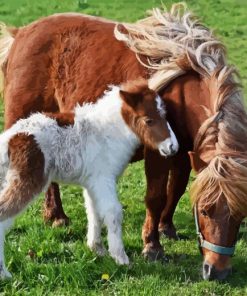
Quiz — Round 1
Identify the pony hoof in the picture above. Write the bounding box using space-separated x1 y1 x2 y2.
142 244 168 263
52 217 70 228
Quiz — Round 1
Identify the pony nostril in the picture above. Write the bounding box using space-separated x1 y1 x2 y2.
168 143 175 154
203 262 214 280
158 140 177 157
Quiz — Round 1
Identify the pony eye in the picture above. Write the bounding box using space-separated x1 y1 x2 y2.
145 118 154 126
200 209 208 217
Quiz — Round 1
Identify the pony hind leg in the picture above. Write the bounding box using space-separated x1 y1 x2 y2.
0 134 46 278
43 183 70 227
0 133 46 220
84 189 106 256
0 218 14 279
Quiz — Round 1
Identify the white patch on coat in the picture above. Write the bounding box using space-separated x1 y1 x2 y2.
155 95 166 118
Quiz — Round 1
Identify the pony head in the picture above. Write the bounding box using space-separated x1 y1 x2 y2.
120 79 178 157
188 67 247 281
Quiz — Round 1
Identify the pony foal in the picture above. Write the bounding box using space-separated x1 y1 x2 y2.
0 80 178 278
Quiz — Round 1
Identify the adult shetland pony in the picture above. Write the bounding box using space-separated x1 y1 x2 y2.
1 3 247 280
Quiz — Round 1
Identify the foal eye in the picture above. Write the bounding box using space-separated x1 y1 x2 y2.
144 118 154 126
200 209 208 217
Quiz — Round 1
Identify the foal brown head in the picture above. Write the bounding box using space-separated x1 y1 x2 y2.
120 79 179 157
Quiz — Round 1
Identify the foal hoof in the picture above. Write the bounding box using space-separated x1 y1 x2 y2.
52 217 70 228
111 251 129 265
142 244 168 263
88 242 107 257
0 269 12 280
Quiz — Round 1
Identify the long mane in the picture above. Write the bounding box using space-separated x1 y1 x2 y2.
115 3 247 219
114 2 225 90
191 67 247 219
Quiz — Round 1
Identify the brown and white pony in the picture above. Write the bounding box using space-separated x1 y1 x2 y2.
1 3 247 280
0 80 177 278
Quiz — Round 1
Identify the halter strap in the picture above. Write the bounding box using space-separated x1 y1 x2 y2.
194 206 235 256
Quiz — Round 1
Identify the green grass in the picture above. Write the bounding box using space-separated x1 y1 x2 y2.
0 0 247 295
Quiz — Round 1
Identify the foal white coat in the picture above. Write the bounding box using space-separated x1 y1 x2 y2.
0 85 178 278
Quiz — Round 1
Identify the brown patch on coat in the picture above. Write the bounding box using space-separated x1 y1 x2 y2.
0 134 46 220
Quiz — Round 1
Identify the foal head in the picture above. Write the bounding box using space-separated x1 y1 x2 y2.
120 79 178 157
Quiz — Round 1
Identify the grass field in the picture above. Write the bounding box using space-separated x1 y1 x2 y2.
0 0 247 295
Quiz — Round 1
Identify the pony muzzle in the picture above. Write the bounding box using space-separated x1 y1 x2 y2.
158 123 179 157
158 137 178 157
203 260 232 281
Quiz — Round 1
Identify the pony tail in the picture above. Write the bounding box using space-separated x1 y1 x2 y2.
0 23 16 95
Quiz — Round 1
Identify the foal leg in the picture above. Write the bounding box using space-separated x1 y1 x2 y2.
43 183 70 227
0 219 13 279
86 179 129 265
159 152 191 239
84 189 106 256
142 148 171 261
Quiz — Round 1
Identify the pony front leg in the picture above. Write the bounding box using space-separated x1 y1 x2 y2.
159 151 191 240
142 148 171 261
86 180 129 265
0 219 13 279
84 189 106 256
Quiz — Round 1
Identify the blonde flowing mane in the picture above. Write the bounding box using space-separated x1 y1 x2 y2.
115 2 247 219
114 2 225 90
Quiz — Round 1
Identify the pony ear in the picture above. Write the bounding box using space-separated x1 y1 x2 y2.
119 90 142 109
188 151 207 174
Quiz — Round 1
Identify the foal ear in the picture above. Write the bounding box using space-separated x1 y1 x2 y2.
119 90 142 109
188 151 207 174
